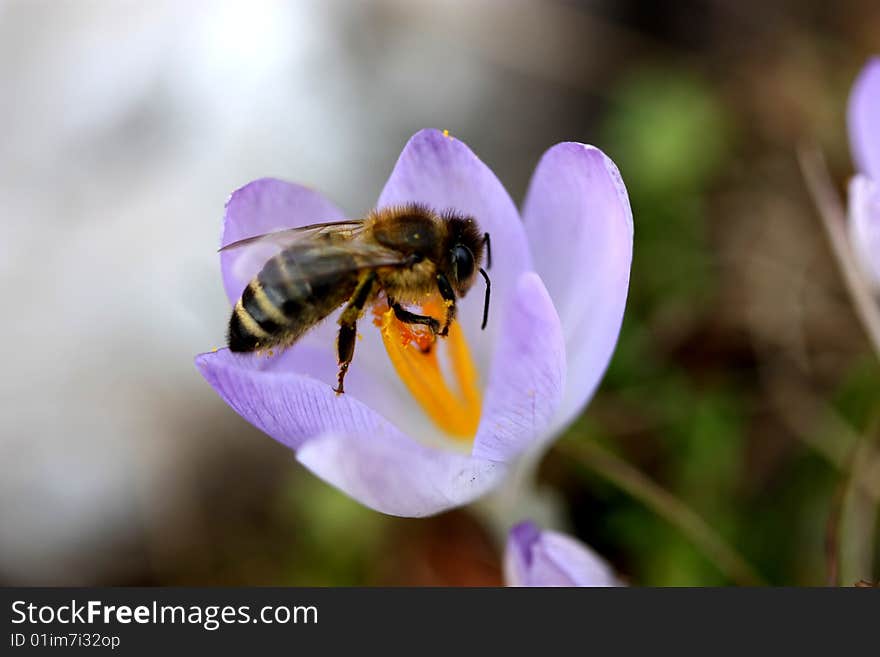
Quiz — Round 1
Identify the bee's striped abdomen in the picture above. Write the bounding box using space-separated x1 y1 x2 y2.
227 247 360 353
258 253 311 316
228 281 279 352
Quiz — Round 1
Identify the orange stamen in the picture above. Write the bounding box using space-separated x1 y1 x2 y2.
373 298 481 440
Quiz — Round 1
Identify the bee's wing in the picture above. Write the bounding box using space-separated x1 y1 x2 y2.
219 219 366 253
254 238 415 288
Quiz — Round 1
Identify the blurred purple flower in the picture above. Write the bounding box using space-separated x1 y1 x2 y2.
195 129 632 517
848 57 880 285
505 520 621 587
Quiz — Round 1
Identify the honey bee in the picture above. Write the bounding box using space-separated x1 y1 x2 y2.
221 204 491 394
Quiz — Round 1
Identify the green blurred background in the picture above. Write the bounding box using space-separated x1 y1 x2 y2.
1 0 878 586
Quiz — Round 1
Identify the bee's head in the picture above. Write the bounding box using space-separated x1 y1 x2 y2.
442 213 485 294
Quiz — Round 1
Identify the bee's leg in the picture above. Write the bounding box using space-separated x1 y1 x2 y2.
333 271 376 395
436 272 457 337
388 299 441 334
387 298 441 353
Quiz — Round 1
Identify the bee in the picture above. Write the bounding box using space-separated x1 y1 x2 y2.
220 204 492 394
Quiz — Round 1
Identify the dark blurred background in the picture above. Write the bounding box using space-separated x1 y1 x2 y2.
1 0 878 586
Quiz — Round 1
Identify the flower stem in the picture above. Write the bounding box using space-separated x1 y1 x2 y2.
797 143 880 358
835 414 880 586
559 439 766 586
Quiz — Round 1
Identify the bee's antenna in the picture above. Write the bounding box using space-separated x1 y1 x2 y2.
479 267 491 330
482 232 492 269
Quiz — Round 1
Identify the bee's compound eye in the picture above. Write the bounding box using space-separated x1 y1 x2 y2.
451 245 475 284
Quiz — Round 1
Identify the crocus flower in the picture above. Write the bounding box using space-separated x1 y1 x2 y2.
505 520 621 587
848 57 880 285
196 129 632 517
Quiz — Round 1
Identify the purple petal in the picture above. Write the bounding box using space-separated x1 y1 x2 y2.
848 174 880 287
195 347 393 452
522 143 633 434
297 432 507 518
220 178 346 305
849 57 880 180
472 272 566 461
505 521 620 587
377 129 532 374
195 348 507 517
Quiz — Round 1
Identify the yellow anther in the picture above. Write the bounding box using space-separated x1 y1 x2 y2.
442 129 451 139
375 298 481 440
